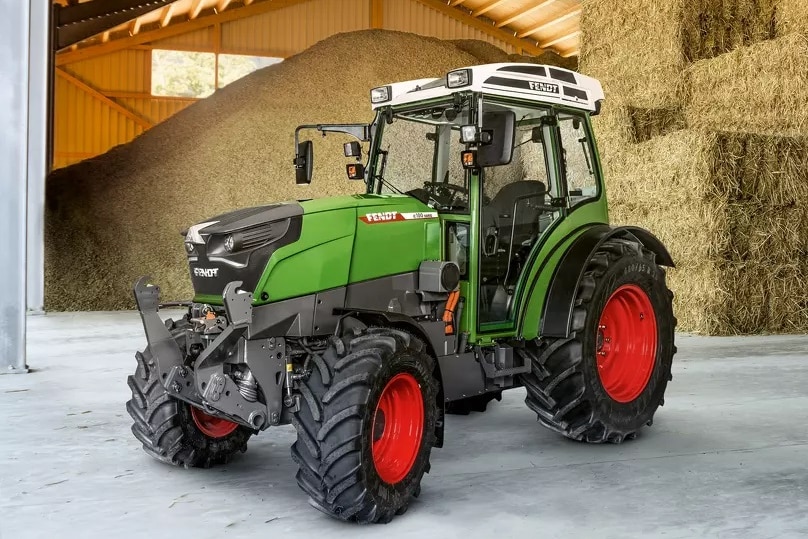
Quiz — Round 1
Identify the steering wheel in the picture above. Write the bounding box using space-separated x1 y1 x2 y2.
422 182 469 208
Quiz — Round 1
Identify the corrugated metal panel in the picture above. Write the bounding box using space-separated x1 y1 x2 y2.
222 0 370 57
122 97 197 125
53 76 143 168
383 0 515 54
151 27 214 50
67 49 150 93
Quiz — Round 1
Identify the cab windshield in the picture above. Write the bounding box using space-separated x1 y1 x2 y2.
373 99 473 211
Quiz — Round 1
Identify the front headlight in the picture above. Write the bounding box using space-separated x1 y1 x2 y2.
224 234 235 253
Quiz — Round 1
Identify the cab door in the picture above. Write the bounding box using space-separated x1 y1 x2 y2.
476 115 564 331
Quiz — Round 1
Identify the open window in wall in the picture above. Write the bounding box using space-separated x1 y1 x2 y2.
151 50 216 98
217 54 282 88
151 50 283 98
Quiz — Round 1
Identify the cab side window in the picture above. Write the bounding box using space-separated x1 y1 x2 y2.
557 114 599 207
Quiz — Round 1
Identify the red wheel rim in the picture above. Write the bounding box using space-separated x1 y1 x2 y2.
191 406 239 439
372 373 425 484
596 284 658 403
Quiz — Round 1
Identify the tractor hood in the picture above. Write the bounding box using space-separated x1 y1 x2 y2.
187 194 442 304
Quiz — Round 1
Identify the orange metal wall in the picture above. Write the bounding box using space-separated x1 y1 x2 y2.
54 0 517 169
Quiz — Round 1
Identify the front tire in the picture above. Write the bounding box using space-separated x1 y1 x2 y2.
519 238 676 443
291 328 439 523
126 324 252 468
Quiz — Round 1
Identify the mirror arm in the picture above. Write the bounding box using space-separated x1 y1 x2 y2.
296 123 371 143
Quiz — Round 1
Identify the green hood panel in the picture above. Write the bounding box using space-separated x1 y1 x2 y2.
251 194 441 304
299 194 426 214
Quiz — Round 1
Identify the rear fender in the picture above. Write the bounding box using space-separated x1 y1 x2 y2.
540 226 674 339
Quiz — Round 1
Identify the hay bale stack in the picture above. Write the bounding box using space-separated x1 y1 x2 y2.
684 33 808 135
580 0 778 108
46 31 573 311
581 0 808 334
777 0 808 35
605 129 808 334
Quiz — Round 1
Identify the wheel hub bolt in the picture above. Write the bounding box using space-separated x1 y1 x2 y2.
171 381 182 393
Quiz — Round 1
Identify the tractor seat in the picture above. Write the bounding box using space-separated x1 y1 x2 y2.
483 180 547 248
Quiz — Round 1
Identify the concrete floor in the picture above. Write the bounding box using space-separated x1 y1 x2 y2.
1 312 807 539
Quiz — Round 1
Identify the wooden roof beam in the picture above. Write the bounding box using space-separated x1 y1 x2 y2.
539 29 580 49
58 0 308 66
449 0 466 6
517 5 581 38
160 3 175 27
412 0 544 56
189 0 206 19
495 0 558 28
129 17 142 35
216 0 233 12
471 0 508 17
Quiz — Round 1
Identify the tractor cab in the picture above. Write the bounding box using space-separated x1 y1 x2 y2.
295 63 607 336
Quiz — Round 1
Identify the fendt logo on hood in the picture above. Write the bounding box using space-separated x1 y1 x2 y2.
194 268 219 278
359 211 438 224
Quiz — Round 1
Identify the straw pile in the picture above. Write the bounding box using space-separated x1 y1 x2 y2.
582 0 808 334
46 30 570 311
451 39 578 71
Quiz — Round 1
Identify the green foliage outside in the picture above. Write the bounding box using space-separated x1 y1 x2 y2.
151 50 282 98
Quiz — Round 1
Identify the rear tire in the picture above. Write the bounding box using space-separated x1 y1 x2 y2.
291 328 439 523
126 322 252 468
519 238 676 443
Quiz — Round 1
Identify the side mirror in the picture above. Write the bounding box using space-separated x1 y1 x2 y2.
294 140 313 185
477 110 516 167
343 141 362 158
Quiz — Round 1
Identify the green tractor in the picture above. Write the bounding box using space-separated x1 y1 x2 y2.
127 63 676 523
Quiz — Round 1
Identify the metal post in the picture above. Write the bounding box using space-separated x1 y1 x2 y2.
26 0 52 315
0 0 46 374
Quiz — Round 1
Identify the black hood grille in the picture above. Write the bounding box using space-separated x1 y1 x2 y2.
240 223 279 251
187 202 304 297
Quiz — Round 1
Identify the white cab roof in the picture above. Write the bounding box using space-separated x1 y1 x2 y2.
372 63 605 114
